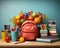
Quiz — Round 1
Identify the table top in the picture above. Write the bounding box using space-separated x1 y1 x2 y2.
0 39 60 47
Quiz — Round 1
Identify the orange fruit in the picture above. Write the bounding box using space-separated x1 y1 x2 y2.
34 17 41 24
29 16 33 20
16 19 20 24
20 13 24 18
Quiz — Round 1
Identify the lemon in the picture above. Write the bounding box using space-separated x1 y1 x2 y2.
20 37 25 42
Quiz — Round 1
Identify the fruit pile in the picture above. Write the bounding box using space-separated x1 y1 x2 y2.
10 11 48 28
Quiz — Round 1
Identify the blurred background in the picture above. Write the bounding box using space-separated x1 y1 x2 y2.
0 0 60 38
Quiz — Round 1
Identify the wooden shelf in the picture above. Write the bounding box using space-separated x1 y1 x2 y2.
0 39 60 48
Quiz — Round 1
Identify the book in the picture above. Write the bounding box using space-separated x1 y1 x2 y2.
41 36 48 38
41 33 48 36
48 21 56 24
50 33 58 36
49 24 56 27
49 31 57 33
40 30 48 33
49 28 56 31
36 38 59 43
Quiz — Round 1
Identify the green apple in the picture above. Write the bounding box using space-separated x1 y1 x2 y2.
32 12 37 17
20 19 24 23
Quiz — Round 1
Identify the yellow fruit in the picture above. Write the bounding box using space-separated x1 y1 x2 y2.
15 15 20 20
20 37 25 42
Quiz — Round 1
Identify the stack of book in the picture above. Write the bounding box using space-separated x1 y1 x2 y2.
36 21 59 43
40 24 48 38
36 37 59 43
48 21 58 38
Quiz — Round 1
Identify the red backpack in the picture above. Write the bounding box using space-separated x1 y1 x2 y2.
21 20 39 40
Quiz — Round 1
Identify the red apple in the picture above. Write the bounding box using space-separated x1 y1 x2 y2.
12 27 16 31
5 36 10 43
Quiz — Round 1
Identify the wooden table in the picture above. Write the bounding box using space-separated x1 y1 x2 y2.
0 40 60 48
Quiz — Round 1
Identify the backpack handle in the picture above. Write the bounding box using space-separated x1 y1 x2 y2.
21 20 36 28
